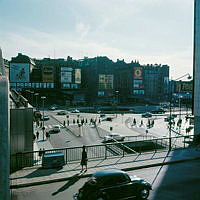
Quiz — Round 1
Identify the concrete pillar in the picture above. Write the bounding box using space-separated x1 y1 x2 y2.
0 48 10 200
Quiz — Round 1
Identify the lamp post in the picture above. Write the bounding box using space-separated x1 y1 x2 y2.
41 96 46 141
34 93 39 110
168 73 191 151
178 95 183 134
30 91 34 105
115 90 119 117
186 92 190 116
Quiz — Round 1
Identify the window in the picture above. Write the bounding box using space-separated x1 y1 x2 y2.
133 90 144 95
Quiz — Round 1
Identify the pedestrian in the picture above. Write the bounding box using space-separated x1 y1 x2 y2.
45 131 50 140
36 131 39 140
63 120 66 126
80 145 88 172
73 119 75 124
67 120 69 126
39 148 43 158
33 134 36 141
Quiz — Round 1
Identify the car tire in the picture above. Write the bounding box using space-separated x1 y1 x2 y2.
137 188 149 200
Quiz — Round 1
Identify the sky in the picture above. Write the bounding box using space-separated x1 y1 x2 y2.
0 0 194 79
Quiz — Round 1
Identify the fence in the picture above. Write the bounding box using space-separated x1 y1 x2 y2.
10 135 195 172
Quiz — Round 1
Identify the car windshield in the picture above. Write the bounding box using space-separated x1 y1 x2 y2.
109 133 119 137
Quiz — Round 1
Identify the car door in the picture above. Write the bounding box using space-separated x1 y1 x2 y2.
113 173 137 199
100 175 124 200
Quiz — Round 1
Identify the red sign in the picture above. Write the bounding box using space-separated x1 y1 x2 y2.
133 67 143 79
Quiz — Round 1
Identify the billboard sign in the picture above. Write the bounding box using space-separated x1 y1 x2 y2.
10 63 30 82
42 66 54 82
61 67 72 83
133 67 143 79
75 68 81 84
61 72 72 83
99 74 113 89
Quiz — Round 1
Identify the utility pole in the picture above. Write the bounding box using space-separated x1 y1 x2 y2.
41 96 46 141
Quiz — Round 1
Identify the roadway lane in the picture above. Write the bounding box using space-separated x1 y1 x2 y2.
36 110 191 149
39 110 103 148
11 159 200 200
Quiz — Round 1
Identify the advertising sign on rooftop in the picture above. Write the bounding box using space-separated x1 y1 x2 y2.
75 68 81 84
99 74 113 89
10 63 30 82
133 67 143 79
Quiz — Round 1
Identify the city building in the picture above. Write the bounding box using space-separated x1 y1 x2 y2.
79 56 115 105
115 62 169 105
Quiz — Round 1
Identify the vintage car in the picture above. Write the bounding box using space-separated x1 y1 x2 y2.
103 133 125 142
74 168 152 200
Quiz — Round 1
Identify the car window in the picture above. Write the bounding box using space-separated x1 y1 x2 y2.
101 174 129 187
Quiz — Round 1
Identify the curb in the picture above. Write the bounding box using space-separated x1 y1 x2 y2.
10 156 200 189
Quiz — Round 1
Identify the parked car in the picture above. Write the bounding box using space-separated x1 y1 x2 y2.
52 125 60 132
49 106 57 110
71 109 80 113
151 108 165 114
141 112 152 118
100 114 106 118
73 168 152 200
57 110 66 115
41 115 49 120
103 133 125 142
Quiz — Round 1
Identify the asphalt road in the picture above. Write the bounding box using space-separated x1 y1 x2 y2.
37 110 191 149
11 159 200 200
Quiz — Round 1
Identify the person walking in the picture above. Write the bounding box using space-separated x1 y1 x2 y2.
36 131 39 140
80 145 88 172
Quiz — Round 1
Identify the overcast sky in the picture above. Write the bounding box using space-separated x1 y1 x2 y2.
0 0 194 79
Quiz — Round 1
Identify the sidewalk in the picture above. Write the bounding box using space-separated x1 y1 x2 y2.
10 147 200 189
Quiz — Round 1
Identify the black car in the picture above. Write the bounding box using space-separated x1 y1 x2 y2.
73 168 152 200
151 108 165 114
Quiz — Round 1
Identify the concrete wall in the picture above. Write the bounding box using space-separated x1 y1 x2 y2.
10 107 33 172
0 48 10 200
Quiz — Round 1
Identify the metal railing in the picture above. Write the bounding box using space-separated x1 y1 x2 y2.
10 135 195 171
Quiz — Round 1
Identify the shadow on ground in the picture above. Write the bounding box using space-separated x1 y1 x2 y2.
52 172 84 196
24 167 62 178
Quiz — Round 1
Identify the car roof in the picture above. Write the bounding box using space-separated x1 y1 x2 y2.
109 133 120 136
92 168 127 179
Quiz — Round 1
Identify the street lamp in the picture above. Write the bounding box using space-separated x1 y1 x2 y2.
34 93 39 110
41 96 46 141
31 91 34 105
178 95 183 134
168 73 192 151
186 92 190 116
115 90 119 117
